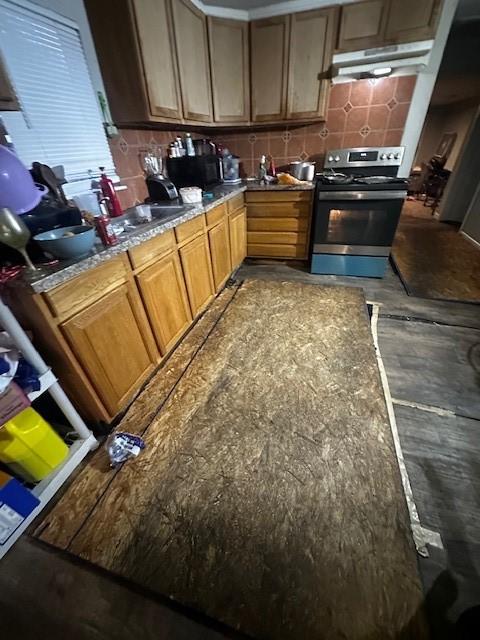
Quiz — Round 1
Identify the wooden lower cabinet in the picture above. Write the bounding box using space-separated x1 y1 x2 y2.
12 195 246 425
208 217 232 291
136 251 192 355
61 282 158 417
246 191 313 259
179 234 215 316
229 207 247 270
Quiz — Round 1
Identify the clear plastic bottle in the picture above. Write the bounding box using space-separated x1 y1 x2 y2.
185 133 195 156
258 154 267 183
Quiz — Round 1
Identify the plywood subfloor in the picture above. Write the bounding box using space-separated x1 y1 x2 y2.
392 200 480 303
35 279 427 640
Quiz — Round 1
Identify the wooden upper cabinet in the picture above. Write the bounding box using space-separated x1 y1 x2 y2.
172 0 213 123
85 0 181 124
384 0 442 43
337 0 387 52
61 282 158 416
250 16 289 122
207 17 250 123
132 0 182 120
0 53 18 111
287 8 337 120
337 0 442 51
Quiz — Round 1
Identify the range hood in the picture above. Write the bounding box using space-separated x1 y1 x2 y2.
331 39 434 83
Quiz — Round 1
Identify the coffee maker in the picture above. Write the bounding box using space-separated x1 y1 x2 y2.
146 174 178 201
143 153 178 202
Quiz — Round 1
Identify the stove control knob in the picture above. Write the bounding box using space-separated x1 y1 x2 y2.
380 153 387 160
394 152 401 159
328 155 334 162
334 155 340 162
387 153 395 159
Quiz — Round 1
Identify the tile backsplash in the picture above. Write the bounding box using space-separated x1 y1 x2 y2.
109 76 415 209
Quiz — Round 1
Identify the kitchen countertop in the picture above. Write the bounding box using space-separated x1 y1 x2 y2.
21 181 314 293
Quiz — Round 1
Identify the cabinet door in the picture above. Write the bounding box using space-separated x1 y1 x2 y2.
385 0 441 43
250 16 289 122
337 0 388 52
287 8 337 120
137 251 192 355
132 0 182 120
229 207 247 270
172 0 213 122
208 218 232 291
0 53 18 111
179 235 215 317
61 283 158 416
208 17 249 123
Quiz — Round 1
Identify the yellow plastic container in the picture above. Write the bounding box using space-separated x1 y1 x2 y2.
0 408 68 482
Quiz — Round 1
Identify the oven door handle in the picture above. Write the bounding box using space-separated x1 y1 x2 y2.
317 190 407 201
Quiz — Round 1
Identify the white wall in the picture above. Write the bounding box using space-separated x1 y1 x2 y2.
415 101 477 169
399 0 459 177
438 106 480 222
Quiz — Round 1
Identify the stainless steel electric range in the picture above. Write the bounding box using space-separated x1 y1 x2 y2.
311 146 408 278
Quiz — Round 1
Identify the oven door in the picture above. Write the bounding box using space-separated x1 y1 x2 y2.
313 190 406 256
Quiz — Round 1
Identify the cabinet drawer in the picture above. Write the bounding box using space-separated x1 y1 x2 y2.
247 202 312 218
227 192 245 213
129 230 174 270
247 243 308 259
247 231 307 245
44 256 128 319
247 217 309 232
175 214 206 245
246 190 312 203
206 203 227 228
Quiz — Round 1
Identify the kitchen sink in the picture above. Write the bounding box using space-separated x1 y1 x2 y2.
150 205 193 218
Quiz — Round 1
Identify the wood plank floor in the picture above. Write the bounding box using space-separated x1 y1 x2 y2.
33 279 427 640
392 200 480 303
2 257 480 639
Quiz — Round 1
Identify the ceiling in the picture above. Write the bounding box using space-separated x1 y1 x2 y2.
455 0 480 22
431 7 480 106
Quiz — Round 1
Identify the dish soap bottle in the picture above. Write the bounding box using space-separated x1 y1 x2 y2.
99 167 123 217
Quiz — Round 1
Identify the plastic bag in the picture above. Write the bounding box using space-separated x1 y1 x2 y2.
106 432 145 467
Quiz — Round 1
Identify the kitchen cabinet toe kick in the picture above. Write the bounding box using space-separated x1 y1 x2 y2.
8 197 247 425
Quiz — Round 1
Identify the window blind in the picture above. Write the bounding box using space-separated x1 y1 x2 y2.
0 0 116 189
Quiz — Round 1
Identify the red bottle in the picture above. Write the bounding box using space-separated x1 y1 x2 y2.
268 156 276 177
99 166 122 217
95 199 118 247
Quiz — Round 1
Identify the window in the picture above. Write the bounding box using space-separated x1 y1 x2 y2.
0 0 117 195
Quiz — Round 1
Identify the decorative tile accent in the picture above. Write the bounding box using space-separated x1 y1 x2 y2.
387 97 398 111
118 137 129 155
108 76 415 211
